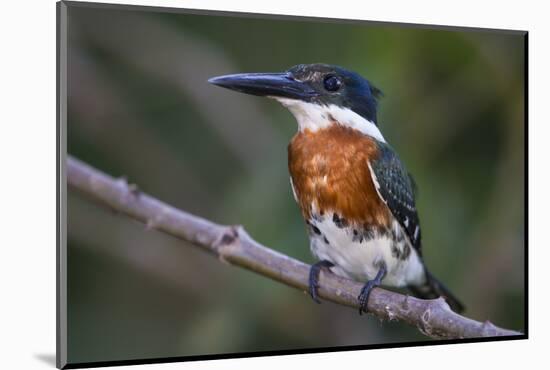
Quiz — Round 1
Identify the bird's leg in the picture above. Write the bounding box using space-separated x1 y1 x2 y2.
308 260 334 303
358 263 387 315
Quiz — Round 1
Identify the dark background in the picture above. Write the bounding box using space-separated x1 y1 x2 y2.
66 3 525 364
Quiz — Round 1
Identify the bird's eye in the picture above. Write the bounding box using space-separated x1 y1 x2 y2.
323 75 342 92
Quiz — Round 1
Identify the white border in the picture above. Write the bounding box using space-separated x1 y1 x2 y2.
2 0 545 369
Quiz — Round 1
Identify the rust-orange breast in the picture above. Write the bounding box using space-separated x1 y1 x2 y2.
288 125 391 228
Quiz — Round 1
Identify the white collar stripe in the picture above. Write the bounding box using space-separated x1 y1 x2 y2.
273 98 386 143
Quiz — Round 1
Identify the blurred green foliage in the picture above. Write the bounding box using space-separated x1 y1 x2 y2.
66 4 525 364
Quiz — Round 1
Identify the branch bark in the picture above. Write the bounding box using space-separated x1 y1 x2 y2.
66 155 522 339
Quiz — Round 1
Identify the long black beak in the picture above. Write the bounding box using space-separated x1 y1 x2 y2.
208 72 319 100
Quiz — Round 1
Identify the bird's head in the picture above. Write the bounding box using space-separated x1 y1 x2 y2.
209 63 385 141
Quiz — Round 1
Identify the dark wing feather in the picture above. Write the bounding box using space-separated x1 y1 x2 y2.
370 143 422 255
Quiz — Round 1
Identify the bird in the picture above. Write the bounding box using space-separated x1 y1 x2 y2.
208 63 464 314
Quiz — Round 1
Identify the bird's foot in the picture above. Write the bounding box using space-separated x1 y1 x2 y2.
358 264 387 315
308 260 334 303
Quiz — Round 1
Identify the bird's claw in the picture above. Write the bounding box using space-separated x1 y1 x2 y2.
358 281 376 315
309 280 321 304
357 264 387 315
308 260 334 304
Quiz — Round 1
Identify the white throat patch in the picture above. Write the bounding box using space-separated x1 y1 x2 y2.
273 98 386 143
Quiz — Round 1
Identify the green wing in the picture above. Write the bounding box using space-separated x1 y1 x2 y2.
370 143 422 255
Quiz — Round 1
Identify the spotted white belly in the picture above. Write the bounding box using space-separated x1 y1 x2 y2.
308 210 425 287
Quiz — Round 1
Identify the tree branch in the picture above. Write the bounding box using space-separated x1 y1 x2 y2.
66 155 522 339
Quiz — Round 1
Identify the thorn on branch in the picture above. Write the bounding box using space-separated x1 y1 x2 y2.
219 227 239 246
480 320 497 335
435 296 451 310
119 175 141 197
215 225 243 264
119 175 129 186
128 183 140 197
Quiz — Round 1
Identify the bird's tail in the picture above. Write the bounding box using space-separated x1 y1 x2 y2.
408 269 465 314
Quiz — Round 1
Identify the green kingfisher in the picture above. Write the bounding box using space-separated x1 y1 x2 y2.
209 63 464 314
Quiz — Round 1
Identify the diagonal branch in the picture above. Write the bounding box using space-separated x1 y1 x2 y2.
66 155 522 339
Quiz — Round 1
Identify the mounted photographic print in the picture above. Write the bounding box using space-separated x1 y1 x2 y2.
57 1 527 368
